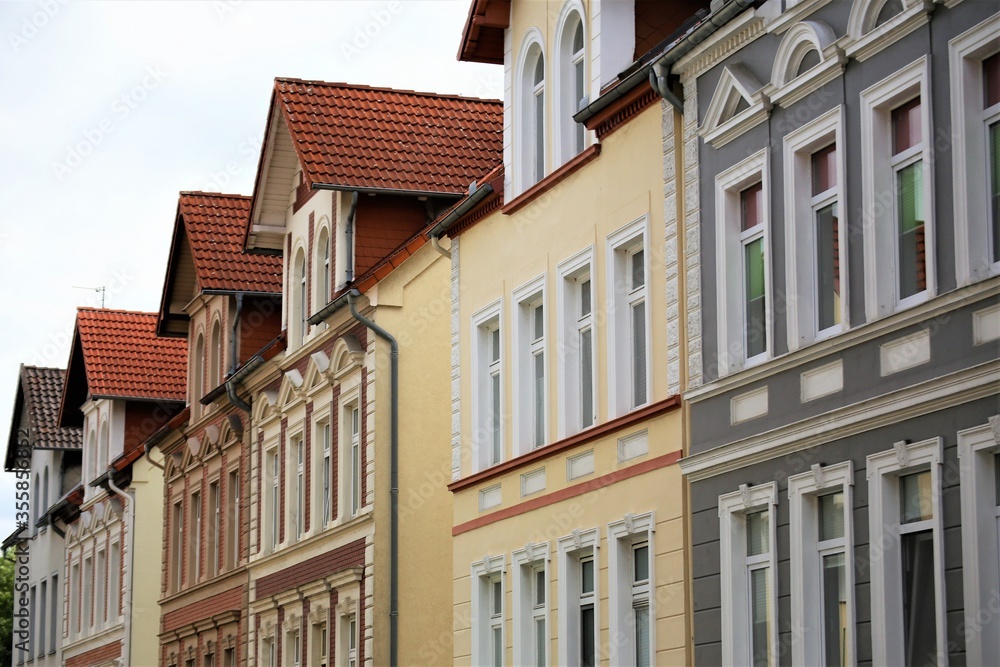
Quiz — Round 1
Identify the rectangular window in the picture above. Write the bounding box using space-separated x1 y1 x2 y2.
38 579 46 659
532 566 546 666
28 586 35 656
719 483 777 667
313 621 329 667
209 480 220 577
296 436 305 538
172 501 183 591
83 557 92 631
513 547 548 667
269 450 280 551
109 542 120 620
223 648 235 667
190 490 202 581
265 639 276 667
811 145 841 333
289 630 301 667
226 469 239 569
205 654 214 667
818 492 848 666
322 421 331 525
741 183 767 360
892 99 926 301
580 556 596 667
558 253 596 436
70 562 79 637
514 281 546 455
632 543 652 666
350 405 361 516
868 438 944 666
609 221 649 415
985 52 1000 263
490 577 504 666
50 573 58 652
348 614 358 667
473 305 504 471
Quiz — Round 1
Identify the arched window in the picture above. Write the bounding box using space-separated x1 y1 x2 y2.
209 319 222 390
42 467 48 514
558 9 587 163
318 227 331 307
193 333 205 407
519 37 547 192
34 473 40 525
294 249 307 346
87 429 96 485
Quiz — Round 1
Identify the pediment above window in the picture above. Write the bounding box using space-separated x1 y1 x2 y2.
764 21 845 108
699 64 771 149
845 0 933 62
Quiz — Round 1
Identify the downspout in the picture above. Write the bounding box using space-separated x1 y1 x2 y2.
346 289 400 667
106 474 135 667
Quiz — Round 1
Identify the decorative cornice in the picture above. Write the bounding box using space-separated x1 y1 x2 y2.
675 11 767 83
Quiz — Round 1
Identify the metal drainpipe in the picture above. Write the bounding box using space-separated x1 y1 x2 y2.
106 474 135 667
346 289 400 667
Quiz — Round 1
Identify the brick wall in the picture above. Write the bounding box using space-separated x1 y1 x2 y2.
66 638 121 667
161 586 242 633
254 538 365 599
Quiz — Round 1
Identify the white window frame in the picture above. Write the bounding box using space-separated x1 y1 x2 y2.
293 434 304 539
471 554 506 667
209 479 220 577
287 627 301 667
957 418 1000 667
513 276 547 456
171 501 183 592
607 217 651 417
472 301 504 471
867 437 946 666
312 617 329 667
512 543 550 667
557 527 600 666
318 418 332 527
949 17 1000 285
608 512 655 666
845 0 931 62
557 248 597 438
788 461 856 667
784 107 848 350
268 447 280 552
860 57 935 321
343 400 361 518
345 613 358 667
95 548 106 630
317 224 332 309
191 490 202 582
516 32 547 195
715 150 771 375
226 467 239 570
719 482 778 667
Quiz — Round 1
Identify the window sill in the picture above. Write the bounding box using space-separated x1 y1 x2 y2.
502 144 601 216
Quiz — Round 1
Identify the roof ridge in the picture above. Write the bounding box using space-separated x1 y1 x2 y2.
273 77 503 104
179 191 252 199
77 307 159 316
21 365 64 372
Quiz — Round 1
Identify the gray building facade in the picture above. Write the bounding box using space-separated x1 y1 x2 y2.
656 0 1000 665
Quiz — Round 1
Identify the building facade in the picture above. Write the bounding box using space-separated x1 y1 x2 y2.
447 1 707 665
230 78 503 667
662 0 1000 665
3 365 81 667
154 192 283 667
57 308 186 667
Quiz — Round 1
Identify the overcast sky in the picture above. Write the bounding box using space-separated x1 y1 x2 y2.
0 0 501 540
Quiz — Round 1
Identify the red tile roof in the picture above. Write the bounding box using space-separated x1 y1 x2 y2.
272 78 503 195
178 192 283 293
72 308 187 402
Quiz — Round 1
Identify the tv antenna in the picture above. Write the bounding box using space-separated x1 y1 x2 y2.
73 285 107 308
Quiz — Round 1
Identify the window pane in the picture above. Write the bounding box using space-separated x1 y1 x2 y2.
535 617 546 665
819 491 845 542
986 53 1000 108
876 0 904 27
535 568 545 606
631 249 645 289
796 48 821 78
581 605 596 667
491 328 500 363
989 121 1000 264
816 203 841 330
534 352 545 448
534 57 544 85
492 579 502 615
746 510 769 556
580 328 594 429
493 627 503 667
635 602 651 667
901 471 933 523
580 279 591 317
741 182 763 231
573 22 583 53
492 373 501 463
535 90 545 182
994 453 1000 507
750 567 771 667
822 552 848 667
897 160 926 299
744 237 767 357
581 558 594 594
631 301 647 407
812 144 837 195
893 98 922 154
902 530 937 666
633 544 649 583
533 305 544 341
575 59 586 151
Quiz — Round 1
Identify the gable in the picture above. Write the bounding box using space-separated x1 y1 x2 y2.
699 64 770 148
249 105 300 251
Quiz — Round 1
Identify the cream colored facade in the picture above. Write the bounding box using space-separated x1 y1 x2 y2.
448 0 690 665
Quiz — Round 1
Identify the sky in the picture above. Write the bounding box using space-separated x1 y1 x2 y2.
0 0 502 540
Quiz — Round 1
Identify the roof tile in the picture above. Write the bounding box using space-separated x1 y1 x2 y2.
21 366 81 450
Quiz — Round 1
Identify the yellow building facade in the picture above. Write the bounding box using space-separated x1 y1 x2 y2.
446 1 695 664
